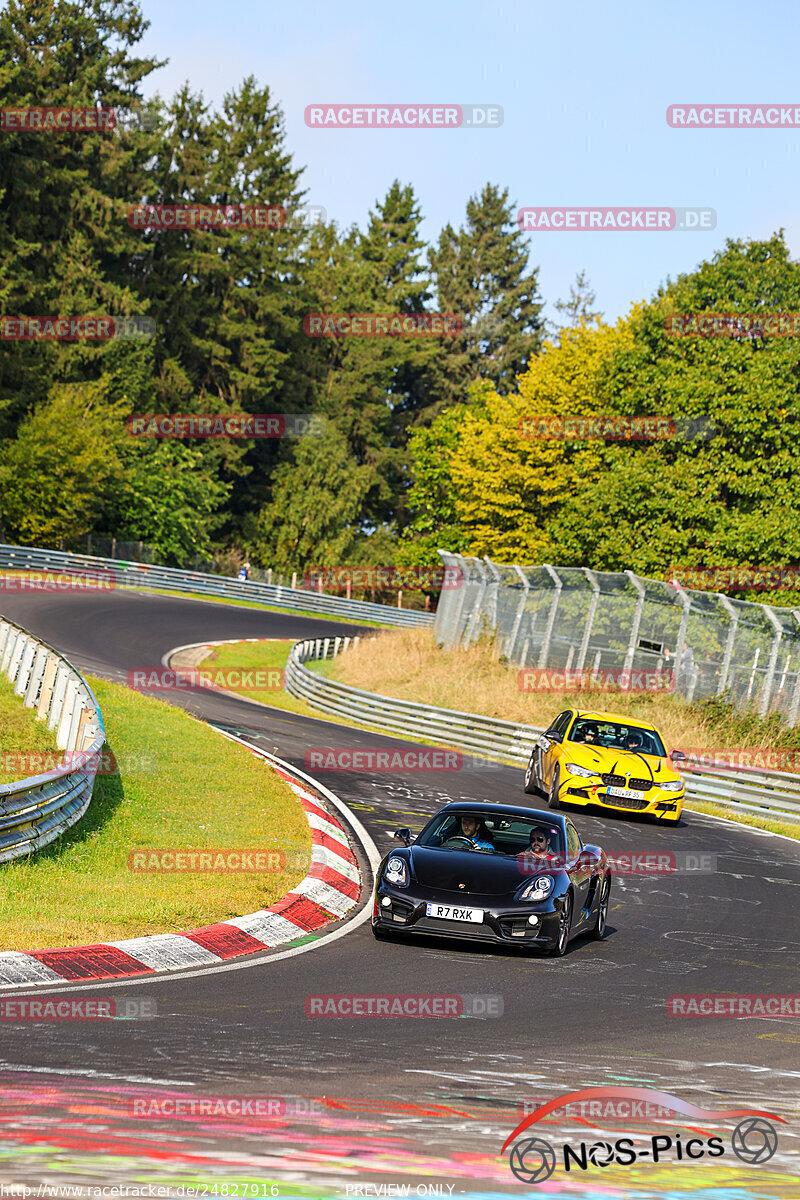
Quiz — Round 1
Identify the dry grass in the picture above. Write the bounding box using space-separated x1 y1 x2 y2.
327 627 800 760
326 628 725 752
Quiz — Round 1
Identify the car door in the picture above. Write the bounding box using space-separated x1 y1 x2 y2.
566 819 592 916
537 710 573 792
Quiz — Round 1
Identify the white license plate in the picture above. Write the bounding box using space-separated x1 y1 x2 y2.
607 786 645 800
426 903 484 923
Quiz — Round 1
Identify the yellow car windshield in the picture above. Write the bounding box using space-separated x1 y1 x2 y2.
569 719 666 757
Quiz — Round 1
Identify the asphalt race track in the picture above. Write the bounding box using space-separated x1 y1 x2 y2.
0 589 798 1197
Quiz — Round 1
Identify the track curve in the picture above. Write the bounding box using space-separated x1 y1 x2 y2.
0 589 797 1193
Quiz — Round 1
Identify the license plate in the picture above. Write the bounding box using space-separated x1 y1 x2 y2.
426 903 484 923
607 786 645 800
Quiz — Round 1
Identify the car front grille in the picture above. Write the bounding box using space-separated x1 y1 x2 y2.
604 794 649 810
601 773 626 787
628 778 653 791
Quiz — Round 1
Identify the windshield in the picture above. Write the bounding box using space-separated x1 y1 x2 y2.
415 812 565 858
568 717 666 757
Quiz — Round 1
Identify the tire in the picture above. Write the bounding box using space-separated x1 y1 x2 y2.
592 875 610 940
549 892 572 957
547 766 560 810
524 754 539 795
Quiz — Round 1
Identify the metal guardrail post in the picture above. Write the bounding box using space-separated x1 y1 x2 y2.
483 557 502 644
506 565 530 662
576 568 600 672
464 558 489 647
759 605 784 717
670 579 692 693
788 610 800 727
538 565 562 668
716 594 739 695
623 571 646 673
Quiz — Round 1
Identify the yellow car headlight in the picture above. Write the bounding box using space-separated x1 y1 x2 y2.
658 780 683 792
566 762 598 778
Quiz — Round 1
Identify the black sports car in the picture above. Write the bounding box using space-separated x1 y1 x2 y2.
371 801 611 956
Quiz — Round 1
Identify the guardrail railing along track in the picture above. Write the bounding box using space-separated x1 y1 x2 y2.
0 617 105 863
285 637 800 825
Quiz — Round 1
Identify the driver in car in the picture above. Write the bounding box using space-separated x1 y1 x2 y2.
453 814 495 852
625 729 644 752
577 722 600 746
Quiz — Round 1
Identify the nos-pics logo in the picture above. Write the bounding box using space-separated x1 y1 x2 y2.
502 1087 783 1184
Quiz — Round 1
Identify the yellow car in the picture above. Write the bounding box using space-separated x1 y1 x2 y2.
524 709 685 822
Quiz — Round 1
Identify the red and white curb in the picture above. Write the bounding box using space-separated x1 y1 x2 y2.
0 753 364 990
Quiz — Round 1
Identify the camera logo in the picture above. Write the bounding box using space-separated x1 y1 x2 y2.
508 1137 556 1184
731 1117 778 1165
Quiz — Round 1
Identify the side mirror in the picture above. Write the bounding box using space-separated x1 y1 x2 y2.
547 731 564 744
671 750 687 761
393 827 411 846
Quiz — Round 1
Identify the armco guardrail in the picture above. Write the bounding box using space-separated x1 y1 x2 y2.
285 637 800 824
0 544 434 628
0 617 105 862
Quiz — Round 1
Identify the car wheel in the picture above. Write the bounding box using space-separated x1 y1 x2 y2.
549 892 572 957
547 766 560 810
592 875 610 940
524 755 539 795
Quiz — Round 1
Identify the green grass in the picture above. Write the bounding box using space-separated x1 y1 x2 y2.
0 673 62 785
0 675 311 951
200 639 324 716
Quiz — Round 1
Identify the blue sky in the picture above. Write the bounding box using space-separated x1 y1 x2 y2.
135 0 799 324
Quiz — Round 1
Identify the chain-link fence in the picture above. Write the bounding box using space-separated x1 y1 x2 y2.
434 552 800 725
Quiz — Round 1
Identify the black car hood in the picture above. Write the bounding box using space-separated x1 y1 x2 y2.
410 846 545 896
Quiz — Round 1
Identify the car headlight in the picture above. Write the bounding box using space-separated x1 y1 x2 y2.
566 762 598 778
384 856 409 887
658 780 684 792
518 875 554 901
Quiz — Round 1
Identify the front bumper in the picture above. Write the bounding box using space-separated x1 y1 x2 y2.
560 776 684 819
373 881 563 948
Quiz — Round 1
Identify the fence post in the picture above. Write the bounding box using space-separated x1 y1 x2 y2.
506 564 530 661
464 558 489 648
717 594 739 695
292 571 297 589
576 568 600 671
788 610 800 726
670 579 692 694
758 605 783 717
623 570 646 673
538 565 562 668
